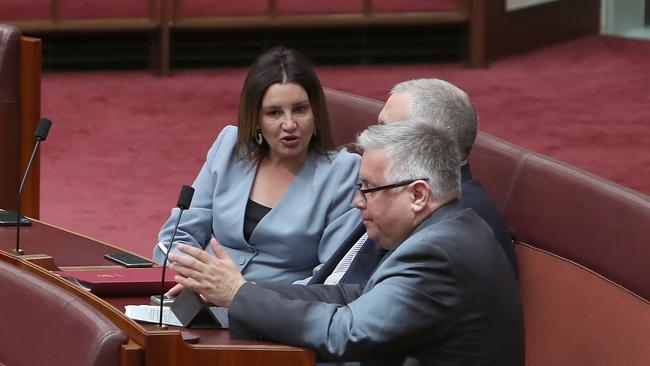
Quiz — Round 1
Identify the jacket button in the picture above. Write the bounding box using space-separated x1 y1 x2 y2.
238 256 246 265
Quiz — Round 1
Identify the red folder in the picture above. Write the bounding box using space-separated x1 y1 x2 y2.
54 267 177 296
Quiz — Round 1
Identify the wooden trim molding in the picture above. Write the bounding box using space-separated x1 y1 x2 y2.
19 37 42 219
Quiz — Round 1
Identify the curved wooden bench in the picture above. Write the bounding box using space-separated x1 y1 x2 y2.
324 87 650 366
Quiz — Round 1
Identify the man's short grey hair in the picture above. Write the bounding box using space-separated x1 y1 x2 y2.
392 78 478 160
357 119 460 202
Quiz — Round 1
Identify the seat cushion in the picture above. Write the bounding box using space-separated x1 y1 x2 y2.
58 0 154 19
372 0 463 13
0 0 50 21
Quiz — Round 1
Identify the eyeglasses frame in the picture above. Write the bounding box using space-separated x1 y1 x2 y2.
355 178 429 202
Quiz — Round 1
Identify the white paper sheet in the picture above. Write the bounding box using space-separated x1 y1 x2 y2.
124 305 183 327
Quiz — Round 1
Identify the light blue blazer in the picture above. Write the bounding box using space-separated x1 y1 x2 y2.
154 125 362 284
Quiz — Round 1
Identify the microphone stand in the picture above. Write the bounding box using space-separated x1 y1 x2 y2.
13 118 52 255
156 185 194 330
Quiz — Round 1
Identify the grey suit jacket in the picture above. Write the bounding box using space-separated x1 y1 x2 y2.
154 125 362 284
309 162 516 287
229 201 525 366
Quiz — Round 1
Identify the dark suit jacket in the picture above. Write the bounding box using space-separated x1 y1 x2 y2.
308 223 385 286
310 163 516 286
459 163 517 275
229 201 525 366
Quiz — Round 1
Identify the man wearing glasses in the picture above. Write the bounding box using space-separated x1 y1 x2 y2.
169 120 524 366
309 78 516 287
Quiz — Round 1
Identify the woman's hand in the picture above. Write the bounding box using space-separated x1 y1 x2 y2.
169 238 247 307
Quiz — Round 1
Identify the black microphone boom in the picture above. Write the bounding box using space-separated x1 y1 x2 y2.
157 185 195 329
11 118 52 255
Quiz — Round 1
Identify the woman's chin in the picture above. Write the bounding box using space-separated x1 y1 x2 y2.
269 144 309 162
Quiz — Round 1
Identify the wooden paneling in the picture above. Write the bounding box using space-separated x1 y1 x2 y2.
484 0 600 61
19 37 42 219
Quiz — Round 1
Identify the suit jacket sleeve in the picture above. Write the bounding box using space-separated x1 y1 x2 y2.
228 238 461 361
258 282 363 304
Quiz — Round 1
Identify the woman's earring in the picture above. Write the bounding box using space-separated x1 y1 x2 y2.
255 128 264 145
313 128 317 137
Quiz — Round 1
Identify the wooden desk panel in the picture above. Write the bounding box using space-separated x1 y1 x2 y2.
108 296 316 365
0 221 315 366
0 217 140 267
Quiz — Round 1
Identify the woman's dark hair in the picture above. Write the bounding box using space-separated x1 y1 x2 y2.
236 47 333 163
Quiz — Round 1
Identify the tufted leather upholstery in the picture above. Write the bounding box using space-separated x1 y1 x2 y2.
0 23 21 212
324 88 382 148
471 134 650 365
0 260 128 366
323 87 650 366
469 134 650 302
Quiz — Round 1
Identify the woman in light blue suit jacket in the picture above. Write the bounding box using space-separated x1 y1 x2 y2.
154 47 361 285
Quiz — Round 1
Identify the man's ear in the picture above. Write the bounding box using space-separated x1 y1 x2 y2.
410 180 430 212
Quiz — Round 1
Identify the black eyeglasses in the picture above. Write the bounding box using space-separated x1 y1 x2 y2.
355 178 429 202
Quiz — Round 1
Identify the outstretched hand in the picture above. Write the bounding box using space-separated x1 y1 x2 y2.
164 283 185 298
168 238 247 307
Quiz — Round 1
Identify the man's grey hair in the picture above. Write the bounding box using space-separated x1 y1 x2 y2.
357 118 460 202
391 78 478 160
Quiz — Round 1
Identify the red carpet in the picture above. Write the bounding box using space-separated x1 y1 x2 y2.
40 35 650 257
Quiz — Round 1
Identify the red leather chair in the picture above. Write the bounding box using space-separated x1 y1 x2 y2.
0 259 128 366
471 137 650 366
0 24 22 213
324 87 650 366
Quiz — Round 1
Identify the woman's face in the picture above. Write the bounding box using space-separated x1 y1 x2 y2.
259 82 316 163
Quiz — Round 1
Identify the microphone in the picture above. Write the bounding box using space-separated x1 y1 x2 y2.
157 184 195 329
12 118 52 255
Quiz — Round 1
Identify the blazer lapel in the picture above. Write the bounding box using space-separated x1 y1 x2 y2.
339 238 387 287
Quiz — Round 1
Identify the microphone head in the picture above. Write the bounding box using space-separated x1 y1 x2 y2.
177 185 195 210
34 118 52 141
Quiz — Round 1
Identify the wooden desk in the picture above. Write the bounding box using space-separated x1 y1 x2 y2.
0 219 315 366
0 216 131 268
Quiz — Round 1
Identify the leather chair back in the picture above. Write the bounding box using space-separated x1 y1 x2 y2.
470 132 650 366
325 87 650 365
324 88 382 148
0 260 128 366
0 23 21 211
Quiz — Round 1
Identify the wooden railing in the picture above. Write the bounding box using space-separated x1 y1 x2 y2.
1 0 484 76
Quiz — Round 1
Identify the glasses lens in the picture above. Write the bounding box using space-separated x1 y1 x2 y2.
355 184 366 202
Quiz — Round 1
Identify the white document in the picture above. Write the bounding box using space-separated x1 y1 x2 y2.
124 305 183 327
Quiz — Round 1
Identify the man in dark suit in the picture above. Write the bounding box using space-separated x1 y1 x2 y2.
169 120 524 365
310 79 516 287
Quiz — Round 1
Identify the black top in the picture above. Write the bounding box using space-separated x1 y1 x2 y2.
243 199 271 242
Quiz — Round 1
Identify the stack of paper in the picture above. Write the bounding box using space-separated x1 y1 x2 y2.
125 305 182 327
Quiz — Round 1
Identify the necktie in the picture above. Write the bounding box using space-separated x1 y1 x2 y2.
324 233 368 285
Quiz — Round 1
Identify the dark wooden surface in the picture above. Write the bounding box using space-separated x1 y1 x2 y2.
484 0 600 61
0 216 131 267
19 37 43 219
